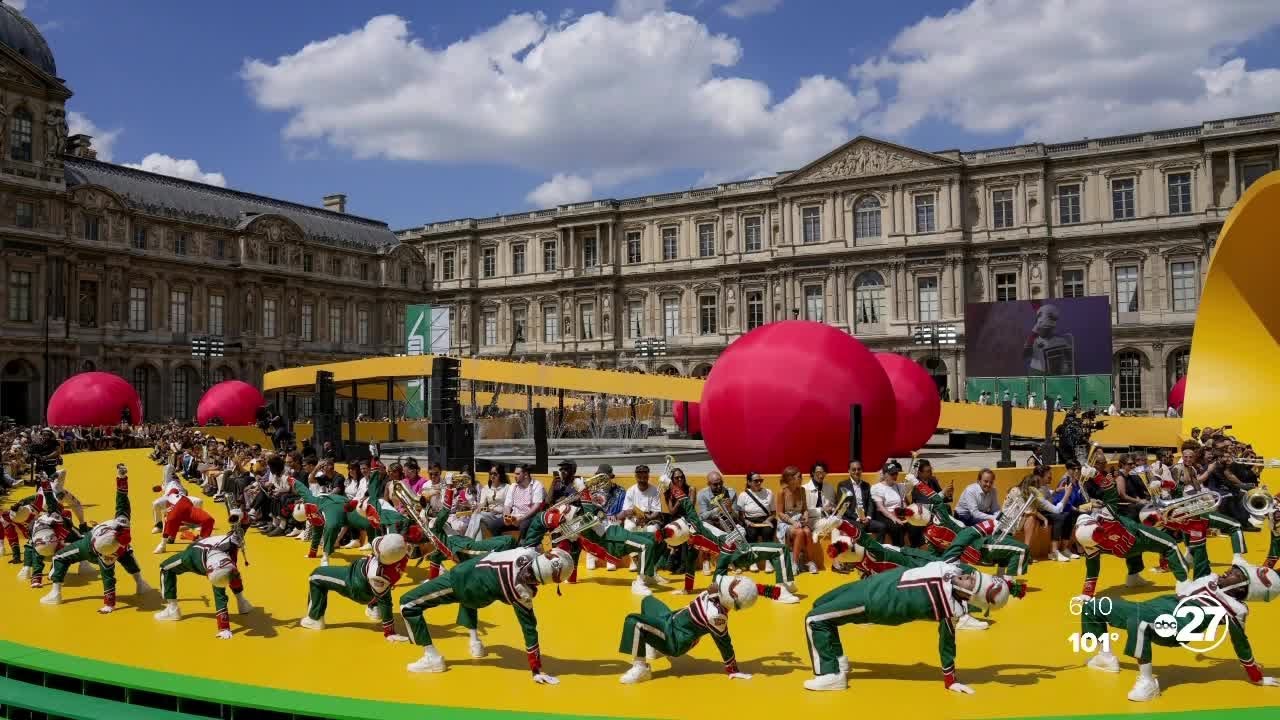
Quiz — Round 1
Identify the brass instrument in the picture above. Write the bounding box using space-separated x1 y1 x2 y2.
547 472 612 517
1245 485 1276 519
1152 489 1222 525
993 488 1035 543
548 507 602 545
1231 457 1280 468
812 491 853 543
389 482 446 549
706 493 746 550
1086 442 1106 467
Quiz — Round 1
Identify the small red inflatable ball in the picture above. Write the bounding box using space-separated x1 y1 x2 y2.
874 353 942 456
699 321 896 474
674 400 702 436
197 380 265 426
47 372 142 427
1168 376 1187 411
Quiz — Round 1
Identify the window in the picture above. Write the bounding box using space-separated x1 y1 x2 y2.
128 286 148 331
396 306 406 345
512 306 527 342
803 285 825 322
743 216 762 252
992 189 1014 229
84 216 100 241
697 224 715 257
303 253 314 273
854 197 881 240
1062 269 1085 298
301 303 313 342
1114 265 1139 316
15 201 32 228
482 247 496 277
995 272 1018 302
914 194 936 233
661 227 678 261
1057 184 1081 224
1111 178 1135 219
208 295 225 336
1167 172 1192 214
7 270 31 321
355 309 368 344
579 304 595 340
261 297 276 337
626 232 642 264
512 244 526 274
746 291 765 330
175 233 188 256
214 237 226 259
267 246 280 265
801 206 821 243
131 367 148 409
854 271 886 328
543 240 557 272
329 257 342 275
627 300 643 338
482 312 497 346
1242 161 1273 191
78 280 97 327
170 290 190 334
1115 351 1143 410
916 276 939 321
582 237 598 267
133 227 147 250
441 252 455 280
698 295 718 335
400 266 410 286
9 108 31 161
359 263 370 281
172 369 191 419
542 304 559 342
1170 348 1191 383
662 297 680 337
1170 260 1198 311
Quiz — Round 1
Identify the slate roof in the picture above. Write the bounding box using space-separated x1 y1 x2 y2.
0 2 56 77
64 157 399 251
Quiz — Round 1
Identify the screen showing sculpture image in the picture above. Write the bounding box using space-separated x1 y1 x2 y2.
964 296 1112 377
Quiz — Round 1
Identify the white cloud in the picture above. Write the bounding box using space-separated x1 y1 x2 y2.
526 173 594 206
6 1 26 12
243 10 873 207
66 111 121 162
612 0 666 20
852 0 1280 142
722 0 781 19
124 153 227 187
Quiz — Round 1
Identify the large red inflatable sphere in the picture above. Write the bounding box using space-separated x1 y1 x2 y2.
47 372 142 427
674 401 702 436
197 380 265 426
875 353 942 456
1168 376 1187 411
699 321 896 474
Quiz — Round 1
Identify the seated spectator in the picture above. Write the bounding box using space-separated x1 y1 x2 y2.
1049 460 1087 561
734 471 775 545
869 461 910 546
486 464 543 537
776 465 822 573
954 468 1001 526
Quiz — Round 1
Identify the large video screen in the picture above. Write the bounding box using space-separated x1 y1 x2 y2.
964 296 1113 378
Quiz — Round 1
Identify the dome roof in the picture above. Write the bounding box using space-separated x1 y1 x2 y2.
0 2 55 77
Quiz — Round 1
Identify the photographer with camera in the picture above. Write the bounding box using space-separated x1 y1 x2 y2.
29 427 62 479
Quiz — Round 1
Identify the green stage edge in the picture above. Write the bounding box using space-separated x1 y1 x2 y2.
0 638 1276 720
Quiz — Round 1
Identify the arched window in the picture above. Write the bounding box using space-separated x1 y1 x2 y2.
1168 347 1190 392
854 271 886 329
1114 350 1144 410
854 196 882 240
10 108 32 162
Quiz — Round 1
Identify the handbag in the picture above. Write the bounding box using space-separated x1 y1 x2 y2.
741 489 776 527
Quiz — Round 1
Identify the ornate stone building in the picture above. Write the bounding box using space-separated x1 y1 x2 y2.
0 5 427 424
400 115 1280 414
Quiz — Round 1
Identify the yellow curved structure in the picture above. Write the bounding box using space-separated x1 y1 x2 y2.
1182 170 1280 459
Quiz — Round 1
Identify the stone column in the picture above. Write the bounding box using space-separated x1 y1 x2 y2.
824 192 837 242
948 179 961 229
835 271 847 325
892 186 904 235
1034 174 1046 225
1199 152 1214 209
940 262 954 317
1226 150 1238 206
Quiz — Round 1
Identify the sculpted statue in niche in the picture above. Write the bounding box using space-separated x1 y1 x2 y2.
45 107 67 160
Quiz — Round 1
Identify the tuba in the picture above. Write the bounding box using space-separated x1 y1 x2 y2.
993 488 1035 543
1152 489 1222 525
1245 485 1276 519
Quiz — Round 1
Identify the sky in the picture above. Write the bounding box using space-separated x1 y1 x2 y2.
19 0 1280 231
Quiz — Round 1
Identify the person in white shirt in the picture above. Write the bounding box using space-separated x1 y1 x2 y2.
1166 405 1180 418
1107 402 1118 416
622 474 663 533
801 462 838 530
490 464 544 538
977 391 990 405
469 464 511 539
869 461 910 546
1027 392 1038 409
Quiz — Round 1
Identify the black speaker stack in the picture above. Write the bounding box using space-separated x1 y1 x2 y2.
312 370 344 459
424 356 474 471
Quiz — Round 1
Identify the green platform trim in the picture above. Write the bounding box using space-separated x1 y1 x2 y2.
0 639 1277 720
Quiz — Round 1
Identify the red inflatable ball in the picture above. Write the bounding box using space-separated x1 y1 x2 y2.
674 400 702 436
1168 376 1187 411
699 320 896 474
47 372 142 427
874 353 942 456
197 380 266 426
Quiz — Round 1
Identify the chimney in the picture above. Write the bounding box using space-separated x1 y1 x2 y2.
323 193 347 214
67 134 97 160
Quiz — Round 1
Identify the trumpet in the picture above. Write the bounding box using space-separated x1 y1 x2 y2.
1245 485 1275 519
993 489 1035 543
1230 457 1280 468
1151 489 1222 525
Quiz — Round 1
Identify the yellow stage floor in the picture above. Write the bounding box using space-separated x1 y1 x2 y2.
3 450 1278 719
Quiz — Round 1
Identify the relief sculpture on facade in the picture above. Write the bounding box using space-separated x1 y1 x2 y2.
797 142 937 183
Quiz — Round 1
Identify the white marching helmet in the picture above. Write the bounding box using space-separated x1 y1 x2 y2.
92 528 121 557
32 526 59 558
960 570 1012 612
662 518 692 547
1073 514 1099 549
10 504 32 525
831 535 865 565
292 503 309 524
206 551 236 588
116 463 128 478
373 533 408 566
715 574 759 611
531 548 573 585
1235 561 1280 603
904 503 933 527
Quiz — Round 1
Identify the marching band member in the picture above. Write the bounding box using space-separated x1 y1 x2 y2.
559 501 665 596
816 515 936 578
49 470 87 530
3 474 61 563
300 533 411 642
802 561 1023 692
155 511 255 638
1074 508 1189 598
21 511 78 588
1083 560 1280 701
617 575 758 684
399 547 572 682
425 505 517 577
152 472 216 553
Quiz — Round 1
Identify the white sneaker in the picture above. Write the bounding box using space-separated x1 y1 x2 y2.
606 562 617 571
1054 551 1070 562
365 604 381 620
320 555 330 568
342 540 361 550
134 575 153 595
1088 653 1120 673
629 559 637 571
154 602 182 622
469 639 486 658
631 578 653 596
407 649 446 673
837 656 850 674
77 561 94 575
360 543 373 551
803 672 847 691
16 566 31 581
645 645 659 661
807 561 819 575
1128 675 1160 702
300 617 324 630
234 593 255 614
701 560 712 576
776 586 801 604
153 541 167 554
643 574 665 587
586 555 597 570
955 614 989 631
286 528 301 538
1070 552 1080 559
40 586 61 605
1125 573 1152 588
620 661 652 684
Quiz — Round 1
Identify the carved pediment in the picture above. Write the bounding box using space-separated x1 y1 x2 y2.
780 138 955 186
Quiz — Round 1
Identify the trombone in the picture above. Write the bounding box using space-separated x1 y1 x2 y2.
389 481 447 552
548 506 603 545
706 494 747 551
992 489 1035 543
1231 457 1280 469
546 472 612 517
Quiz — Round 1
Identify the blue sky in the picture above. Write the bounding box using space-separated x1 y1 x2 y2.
22 0 1280 230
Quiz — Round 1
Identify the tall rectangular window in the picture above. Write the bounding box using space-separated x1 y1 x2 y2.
400 266 409 286
358 262 370 281
992 189 1014 229
84 216 100 241
543 240 557 272
1061 269 1085 298
512 307 527 342
172 370 189 420
6 270 31 322
214 237 226 259
746 291 764 330
662 227 678 261
261 297 276 337
175 233 188 256
268 246 280 265
743 216 762 252
582 237 598 267
303 253 314 273
1057 184 1081 224
855 274 886 328
512 244 526 274
542 304 559 342
1112 178 1135 219
128 286 148 331
995 272 1018 302
329 257 342 275
441 252 455 280
1242 162 1273 191
15 201 32 228
579 304 595 340
626 231 642 263
698 296 717 335
1170 261 1198 311
328 306 343 342
396 306 406 344
170 290 190 334
10 110 31 161
78 280 98 327
133 227 148 250
482 247 496 278
914 194 936 233
916 276 939 321
697 223 715 257
627 300 643 338
854 198 881 240
1116 352 1142 410
1114 265 1139 316
482 312 497 346
209 294 225 336
803 285 824 322
357 309 370 344
1167 172 1192 215
662 297 680 337
801 207 821 243
301 303 313 342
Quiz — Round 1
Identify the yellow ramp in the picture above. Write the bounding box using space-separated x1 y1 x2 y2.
1183 171 1280 460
